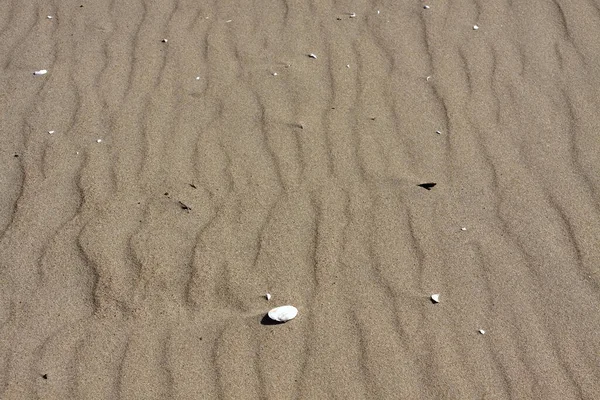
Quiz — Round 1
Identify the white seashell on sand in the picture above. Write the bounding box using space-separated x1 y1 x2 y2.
308 53 317 59
47 16 53 19
473 25 479 30
424 5 430 9
478 329 486 335
268 305 298 322
431 294 440 303
265 293 271 301
48 130 55 134
33 70 47 75
349 12 356 18
96 139 102 143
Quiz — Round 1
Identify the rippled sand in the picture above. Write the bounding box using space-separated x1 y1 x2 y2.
1 1 599 399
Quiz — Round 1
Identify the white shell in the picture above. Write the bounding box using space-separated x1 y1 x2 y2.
48 130 55 134
431 294 440 303
478 329 486 335
96 139 102 143
424 5 430 9
473 25 479 30
460 227 467 231
265 293 271 301
33 70 47 75
308 53 317 59
268 305 298 322
349 12 356 18
47 16 53 19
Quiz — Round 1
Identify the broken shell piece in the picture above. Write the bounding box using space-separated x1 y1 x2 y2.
308 53 317 59
267 305 298 322
48 130 55 134
161 39 168 43
473 25 479 30
460 227 467 231
478 329 486 335
431 294 440 303
33 70 47 75
96 139 102 143
435 130 441 134
424 5 430 9
265 293 271 301
195 76 200 80
272 72 278 76
349 12 356 18
47 16 53 19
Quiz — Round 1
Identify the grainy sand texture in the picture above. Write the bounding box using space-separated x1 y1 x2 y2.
1 0 600 399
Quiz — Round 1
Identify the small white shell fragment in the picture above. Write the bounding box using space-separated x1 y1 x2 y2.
268 305 298 322
349 12 356 18
473 25 479 30
435 130 441 134
308 53 317 59
431 294 440 303
161 39 168 43
377 10 380 15
195 76 200 80
48 130 55 134
226 19 232 23
478 329 486 335
265 293 272 301
461 227 467 231
96 139 102 143
47 16 53 19
272 72 278 76
424 5 430 9
426 76 432 81
33 69 47 75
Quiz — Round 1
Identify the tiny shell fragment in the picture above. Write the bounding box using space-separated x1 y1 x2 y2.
431 294 440 303
33 70 47 75
265 293 271 301
308 53 317 59
268 305 298 322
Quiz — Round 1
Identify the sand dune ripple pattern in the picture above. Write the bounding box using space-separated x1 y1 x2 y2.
1 1 599 399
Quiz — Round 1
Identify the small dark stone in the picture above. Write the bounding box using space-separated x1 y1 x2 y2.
189 184 197 189
14 154 19 157
80 5 83 7
370 117 376 121
178 201 191 211
164 192 169 196
336 17 342 20
42 374 48 380
418 182 436 190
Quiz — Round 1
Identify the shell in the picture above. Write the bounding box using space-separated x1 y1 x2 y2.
308 53 317 59
473 25 479 30
265 293 272 301
267 305 298 322
431 294 440 303
478 329 486 335
33 70 47 75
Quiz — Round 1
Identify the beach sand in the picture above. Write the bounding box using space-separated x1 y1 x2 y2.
1 1 599 399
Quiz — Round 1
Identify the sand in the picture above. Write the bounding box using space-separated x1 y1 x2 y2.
1 1 599 399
